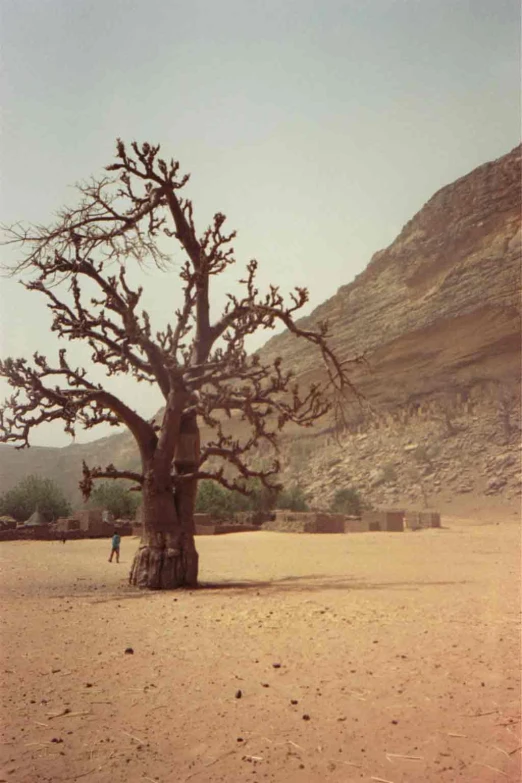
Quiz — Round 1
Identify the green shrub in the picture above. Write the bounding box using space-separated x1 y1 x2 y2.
195 478 276 519
197 478 312 518
88 481 141 519
329 487 364 516
195 481 237 519
246 478 278 513
276 484 309 511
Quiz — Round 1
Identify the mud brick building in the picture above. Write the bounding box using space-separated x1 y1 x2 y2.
361 510 405 532
405 511 441 530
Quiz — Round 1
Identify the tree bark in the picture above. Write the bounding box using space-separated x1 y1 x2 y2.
129 524 198 589
129 415 200 590
129 473 199 589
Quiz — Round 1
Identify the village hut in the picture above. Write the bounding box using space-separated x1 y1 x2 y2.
0 516 16 531
24 508 48 527
22 508 50 538
73 508 114 537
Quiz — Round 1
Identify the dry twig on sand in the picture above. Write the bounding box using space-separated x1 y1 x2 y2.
61 711 91 719
385 753 423 761
496 717 521 726
122 730 145 744
60 768 98 781
182 748 239 782
473 763 508 777
445 732 467 738
47 709 91 720
59 751 114 781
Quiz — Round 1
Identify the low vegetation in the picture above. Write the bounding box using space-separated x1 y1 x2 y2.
0 472 310 527
86 481 141 519
195 479 309 519
275 484 309 512
329 486 366 516
0 475 71 522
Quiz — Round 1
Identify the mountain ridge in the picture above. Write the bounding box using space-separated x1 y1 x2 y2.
257 144 520 398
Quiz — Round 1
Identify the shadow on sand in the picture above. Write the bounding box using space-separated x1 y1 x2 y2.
85 573 469 602
197 573 469 594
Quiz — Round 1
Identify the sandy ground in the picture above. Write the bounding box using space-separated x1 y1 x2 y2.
0 517 520 783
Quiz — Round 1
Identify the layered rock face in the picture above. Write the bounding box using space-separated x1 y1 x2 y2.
257 145 521 511
1 146 520 511
259 144 521 411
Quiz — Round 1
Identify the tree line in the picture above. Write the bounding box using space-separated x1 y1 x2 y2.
1 474 365 523
0 475 139 522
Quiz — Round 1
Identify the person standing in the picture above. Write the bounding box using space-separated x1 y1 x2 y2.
108 530 121 563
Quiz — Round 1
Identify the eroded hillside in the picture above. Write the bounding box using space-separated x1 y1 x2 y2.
264 145 521 510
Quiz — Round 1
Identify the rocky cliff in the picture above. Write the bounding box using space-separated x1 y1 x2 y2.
260 144 521 512
1 145 520 513
259 144 520 408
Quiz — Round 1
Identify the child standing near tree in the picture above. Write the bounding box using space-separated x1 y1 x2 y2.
108 531 121 563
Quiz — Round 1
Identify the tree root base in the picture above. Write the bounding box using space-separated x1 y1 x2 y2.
129 544 198 589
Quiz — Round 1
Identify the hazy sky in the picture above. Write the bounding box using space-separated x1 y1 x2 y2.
0 0 520 447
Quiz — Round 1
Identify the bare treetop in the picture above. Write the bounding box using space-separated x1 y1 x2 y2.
1 139 359 500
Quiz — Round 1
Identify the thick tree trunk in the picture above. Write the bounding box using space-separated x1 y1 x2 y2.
129 525 198 589
129 472 199 589
129 414 200 590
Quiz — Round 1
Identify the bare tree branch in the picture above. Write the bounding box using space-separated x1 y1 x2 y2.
80 461 143 500
1 138 360 508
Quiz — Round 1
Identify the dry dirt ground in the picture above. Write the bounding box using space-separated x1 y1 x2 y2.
1 518 520 783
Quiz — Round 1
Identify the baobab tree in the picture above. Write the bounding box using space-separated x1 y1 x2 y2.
0 140 358 588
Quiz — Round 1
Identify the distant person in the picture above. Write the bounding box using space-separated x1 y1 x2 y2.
62 535 67 544
108 531 121 563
